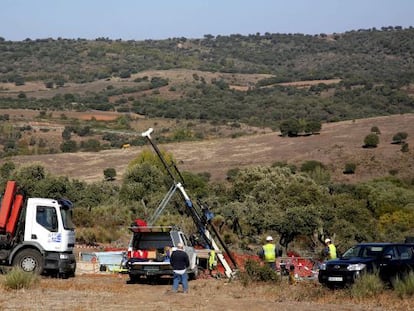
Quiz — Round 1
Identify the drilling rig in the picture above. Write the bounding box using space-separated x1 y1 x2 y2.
141 128 237 278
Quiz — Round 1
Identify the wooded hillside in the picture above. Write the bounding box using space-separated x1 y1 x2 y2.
1 27 413 129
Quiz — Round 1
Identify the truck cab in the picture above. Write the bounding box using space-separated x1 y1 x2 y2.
0 181 76 277
17 198 76 276
125 225 198 283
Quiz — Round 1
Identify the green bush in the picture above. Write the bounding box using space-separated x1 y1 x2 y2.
392 132 408 144
364 133 379 148
300 160 325 173
343 162 356 174
401 143 409 153
392 271 414 298
389 169 399 176
371 126 381 134
76 225 124 245
103 168 116 181
226 168 240 182
60 140 78 153
271 161 297 173
45 81 54 88
2 267 39 290
80 139 101 152
304 120 322 134
76 227 102 245
349 272 384 299
280 118 301 137
239 259 280 286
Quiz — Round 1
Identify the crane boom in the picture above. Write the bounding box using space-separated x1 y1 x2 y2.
141 128 237 278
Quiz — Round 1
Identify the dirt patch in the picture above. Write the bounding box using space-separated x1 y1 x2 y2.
229 85 250 91
0 81 47 92
279 79 341 87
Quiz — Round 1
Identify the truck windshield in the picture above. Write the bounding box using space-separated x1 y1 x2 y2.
60 206 75 230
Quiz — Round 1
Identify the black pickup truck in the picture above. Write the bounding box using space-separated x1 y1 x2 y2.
318 242 414 288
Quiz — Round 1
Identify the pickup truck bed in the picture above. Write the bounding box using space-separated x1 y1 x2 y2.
125 226 198 282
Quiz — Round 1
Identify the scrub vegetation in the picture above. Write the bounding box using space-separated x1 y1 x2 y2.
0 26 414 310
2 267 39 290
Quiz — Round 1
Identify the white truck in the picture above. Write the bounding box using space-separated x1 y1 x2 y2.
0 180 76 277
125 223 198 283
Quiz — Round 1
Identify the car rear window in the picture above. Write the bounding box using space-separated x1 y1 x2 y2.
132 232 172 250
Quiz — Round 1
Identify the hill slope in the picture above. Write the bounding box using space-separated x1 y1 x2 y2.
6 114 414 184
1 28 414 129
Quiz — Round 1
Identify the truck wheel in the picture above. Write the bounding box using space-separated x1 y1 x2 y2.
127 274 139 284
12 249 44 275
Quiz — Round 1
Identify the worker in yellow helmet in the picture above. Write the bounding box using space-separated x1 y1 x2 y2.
259 236 281 270
324 238 337 260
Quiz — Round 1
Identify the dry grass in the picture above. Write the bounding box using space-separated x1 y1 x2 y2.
278 78 341 87
0 273 413 311
5 113 413 185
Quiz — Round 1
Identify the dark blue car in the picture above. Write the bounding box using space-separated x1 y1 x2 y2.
318 243 414 288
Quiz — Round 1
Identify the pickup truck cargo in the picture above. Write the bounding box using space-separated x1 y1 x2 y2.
318 242 414 288
125 224 198 282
